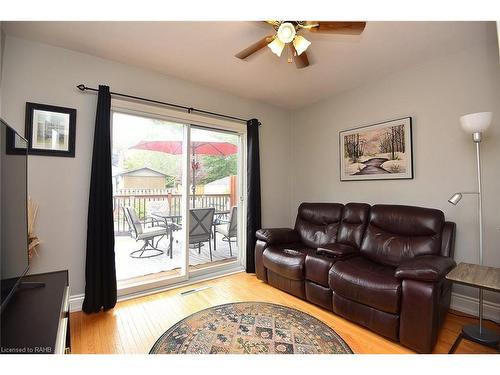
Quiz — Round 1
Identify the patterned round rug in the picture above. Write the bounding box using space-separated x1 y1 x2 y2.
149 302 352 354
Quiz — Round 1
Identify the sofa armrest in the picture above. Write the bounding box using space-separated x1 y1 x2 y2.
395 255 456 282
317 243 358 258
256 228 300 245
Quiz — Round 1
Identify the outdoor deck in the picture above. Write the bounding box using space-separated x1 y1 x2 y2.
115 230 239 281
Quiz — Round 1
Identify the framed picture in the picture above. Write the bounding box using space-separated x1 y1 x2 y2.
6 127 28 155
340 117 413 181
25 102 76 157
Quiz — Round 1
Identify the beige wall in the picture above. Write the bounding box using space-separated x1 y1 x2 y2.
0 36 292 295
290 30 500 306
121 176 165 190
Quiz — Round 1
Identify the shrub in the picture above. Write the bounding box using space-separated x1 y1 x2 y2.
389 165 401 173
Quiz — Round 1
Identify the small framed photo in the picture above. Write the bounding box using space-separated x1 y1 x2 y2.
340 117 413 181
25 102 76 157
6 127 28 155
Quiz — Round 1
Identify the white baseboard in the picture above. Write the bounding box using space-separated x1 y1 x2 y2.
69 293 84 312
68 268 244 313
70 286 500 324
450 292 500 323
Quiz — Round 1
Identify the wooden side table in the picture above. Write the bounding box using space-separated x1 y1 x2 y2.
446 262 500 353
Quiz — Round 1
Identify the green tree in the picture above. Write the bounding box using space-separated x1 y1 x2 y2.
199 155 237 184
123 150 181 178
165 175 176 188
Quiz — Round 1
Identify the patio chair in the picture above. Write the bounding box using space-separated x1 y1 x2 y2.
215 206 237 257
146 200 170 217
189 208 215 262
122 206 168 259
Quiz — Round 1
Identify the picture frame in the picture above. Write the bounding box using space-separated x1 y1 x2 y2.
25 102 76 157
6 127 28 155
339 117 413 181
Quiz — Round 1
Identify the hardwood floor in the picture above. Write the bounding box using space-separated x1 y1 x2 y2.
70 272 499 354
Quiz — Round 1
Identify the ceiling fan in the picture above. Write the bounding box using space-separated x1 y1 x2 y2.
235 21 366 69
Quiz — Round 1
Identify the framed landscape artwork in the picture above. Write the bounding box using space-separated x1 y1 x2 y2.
25 102 76 157
340 117 413 181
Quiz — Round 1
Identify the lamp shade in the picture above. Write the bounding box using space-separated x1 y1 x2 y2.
293 35 311 56
460 112 492 134
448 193 463 205
267 38 285 57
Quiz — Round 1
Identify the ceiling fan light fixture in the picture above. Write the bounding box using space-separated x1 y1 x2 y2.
236 21 367 69
292 35 311 56
277 22 296 43
267 37 285 57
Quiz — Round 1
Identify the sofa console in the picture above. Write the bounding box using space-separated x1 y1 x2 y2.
255 203 456 353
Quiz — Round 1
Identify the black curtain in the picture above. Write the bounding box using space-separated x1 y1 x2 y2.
82 85 117 313
246 118 262 273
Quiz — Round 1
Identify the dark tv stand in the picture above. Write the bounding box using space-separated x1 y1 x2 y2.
0 280 45 314
1 270 70 354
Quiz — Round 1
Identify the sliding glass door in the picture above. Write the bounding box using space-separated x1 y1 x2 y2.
111 102 245 294
111 112 189 288
188 126 241 272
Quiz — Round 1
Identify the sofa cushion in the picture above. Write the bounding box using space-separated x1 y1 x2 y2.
337 202 371 248
294 203 344 248
263 247 314 281
256 228 301 245
305 252 336 286
329 257 402 314
360 205 445 267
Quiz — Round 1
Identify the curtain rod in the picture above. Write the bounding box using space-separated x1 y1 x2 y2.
76 84 250 124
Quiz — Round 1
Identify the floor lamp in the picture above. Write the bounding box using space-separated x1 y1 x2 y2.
448 111 499 347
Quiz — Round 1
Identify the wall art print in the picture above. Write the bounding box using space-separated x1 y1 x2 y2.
340 117 413 181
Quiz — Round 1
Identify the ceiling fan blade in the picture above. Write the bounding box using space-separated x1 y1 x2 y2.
264 20 280 27
289 44 309 69
306 21 366 35
235 35 275 60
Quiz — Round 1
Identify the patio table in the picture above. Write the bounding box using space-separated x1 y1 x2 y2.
151 210 230 257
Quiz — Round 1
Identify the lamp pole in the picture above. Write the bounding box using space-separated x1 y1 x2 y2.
449 112 498 347
460 131 496 344
473 132 484 334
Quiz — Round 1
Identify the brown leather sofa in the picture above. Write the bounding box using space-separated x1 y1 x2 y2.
255 202 456 353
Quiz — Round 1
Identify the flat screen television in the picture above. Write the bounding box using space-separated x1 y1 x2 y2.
0 118 29 313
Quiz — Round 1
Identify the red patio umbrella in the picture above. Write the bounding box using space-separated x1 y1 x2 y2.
131 140 237 156
129 140 237 206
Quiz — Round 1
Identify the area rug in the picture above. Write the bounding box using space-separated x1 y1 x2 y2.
149 301 353 354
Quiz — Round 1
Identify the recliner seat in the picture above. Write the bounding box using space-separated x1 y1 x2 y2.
254 202 456 353
330 256 401 315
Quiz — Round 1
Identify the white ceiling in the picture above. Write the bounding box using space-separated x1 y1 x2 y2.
2 21 495 109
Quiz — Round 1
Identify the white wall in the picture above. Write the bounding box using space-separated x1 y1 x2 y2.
0 36 292 296
291 31 500 307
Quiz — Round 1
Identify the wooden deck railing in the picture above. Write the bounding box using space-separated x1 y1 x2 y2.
114 193 231 235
